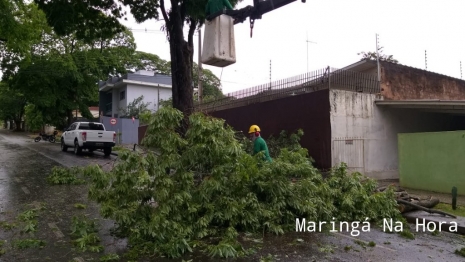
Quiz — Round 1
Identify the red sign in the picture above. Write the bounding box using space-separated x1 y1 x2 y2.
110 118 117 125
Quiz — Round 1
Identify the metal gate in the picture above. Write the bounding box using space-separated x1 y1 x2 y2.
332 138 364 172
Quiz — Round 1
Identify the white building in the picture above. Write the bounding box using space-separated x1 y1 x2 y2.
98 70 173 118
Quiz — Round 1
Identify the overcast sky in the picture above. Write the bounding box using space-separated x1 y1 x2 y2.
120 0 465 94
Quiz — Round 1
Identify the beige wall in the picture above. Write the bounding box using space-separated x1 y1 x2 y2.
381 62 465 100
330 88 465 180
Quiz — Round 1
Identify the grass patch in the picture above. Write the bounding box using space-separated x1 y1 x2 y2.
435 203 465 217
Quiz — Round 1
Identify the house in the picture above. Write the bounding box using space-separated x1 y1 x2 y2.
98 70 173 118
197 60 465 183
98 70 200 144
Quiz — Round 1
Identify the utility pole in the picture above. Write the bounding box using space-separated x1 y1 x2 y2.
461 61 463 79
198 29 203 103
306 31 317 73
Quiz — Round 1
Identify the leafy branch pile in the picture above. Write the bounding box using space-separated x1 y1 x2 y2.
17 204 46 234
47 166 85 185
70 216 103 252
82 107 402 259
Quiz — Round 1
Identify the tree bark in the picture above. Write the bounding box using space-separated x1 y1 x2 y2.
14 119 22 131
397 199 456 218
166 0 194 135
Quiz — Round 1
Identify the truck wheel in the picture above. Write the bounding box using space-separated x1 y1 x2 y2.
74 141 82 155
61 139 68 152
103 147 111 157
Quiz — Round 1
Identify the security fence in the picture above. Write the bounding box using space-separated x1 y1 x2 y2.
196 67 379 112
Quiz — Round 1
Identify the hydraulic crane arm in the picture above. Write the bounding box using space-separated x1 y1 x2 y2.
206 0 306 25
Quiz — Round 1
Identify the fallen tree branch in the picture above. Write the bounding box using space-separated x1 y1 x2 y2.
397 199 456 218
376 186 387 192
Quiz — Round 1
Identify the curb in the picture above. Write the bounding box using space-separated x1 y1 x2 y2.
403 211 465 235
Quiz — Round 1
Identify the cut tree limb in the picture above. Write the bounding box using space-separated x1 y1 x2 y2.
397 199 456 218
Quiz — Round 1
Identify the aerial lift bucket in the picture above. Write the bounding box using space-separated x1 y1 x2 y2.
201 14 236 67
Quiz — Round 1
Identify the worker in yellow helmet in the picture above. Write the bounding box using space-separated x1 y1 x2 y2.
248 125 272 162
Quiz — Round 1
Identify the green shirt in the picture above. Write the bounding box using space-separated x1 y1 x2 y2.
253 137 272 162
205 0 233 16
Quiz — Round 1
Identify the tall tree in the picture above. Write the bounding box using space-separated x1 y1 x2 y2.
0 0 44 53
126 51 171 74
1 3 137 128
0 82 26 131
0 2 49 131
0 2 50 80
34 0 241 134
10 27 137 127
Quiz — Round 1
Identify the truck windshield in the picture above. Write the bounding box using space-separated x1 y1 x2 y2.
78 123 105 130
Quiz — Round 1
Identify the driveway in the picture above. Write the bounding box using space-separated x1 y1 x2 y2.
0 129 465 262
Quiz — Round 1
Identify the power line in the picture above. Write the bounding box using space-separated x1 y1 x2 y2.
128 28 199 36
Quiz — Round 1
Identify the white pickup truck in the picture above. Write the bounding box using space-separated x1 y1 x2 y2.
61 122 116 156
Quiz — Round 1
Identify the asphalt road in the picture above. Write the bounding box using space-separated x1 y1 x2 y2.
0 130 125 262
1 129 465 262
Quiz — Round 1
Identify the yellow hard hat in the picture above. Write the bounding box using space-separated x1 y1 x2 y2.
248 125 260 133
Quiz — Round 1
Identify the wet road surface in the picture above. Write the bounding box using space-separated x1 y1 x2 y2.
0 131 125 262
1 129 465 261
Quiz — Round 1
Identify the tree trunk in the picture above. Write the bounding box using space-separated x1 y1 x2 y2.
14 119 22 131
167 2 194 136
67 110 74 126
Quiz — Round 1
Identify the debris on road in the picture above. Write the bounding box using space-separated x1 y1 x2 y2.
377 185 457 218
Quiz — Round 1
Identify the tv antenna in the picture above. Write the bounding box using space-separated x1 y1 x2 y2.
306 32 317 73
